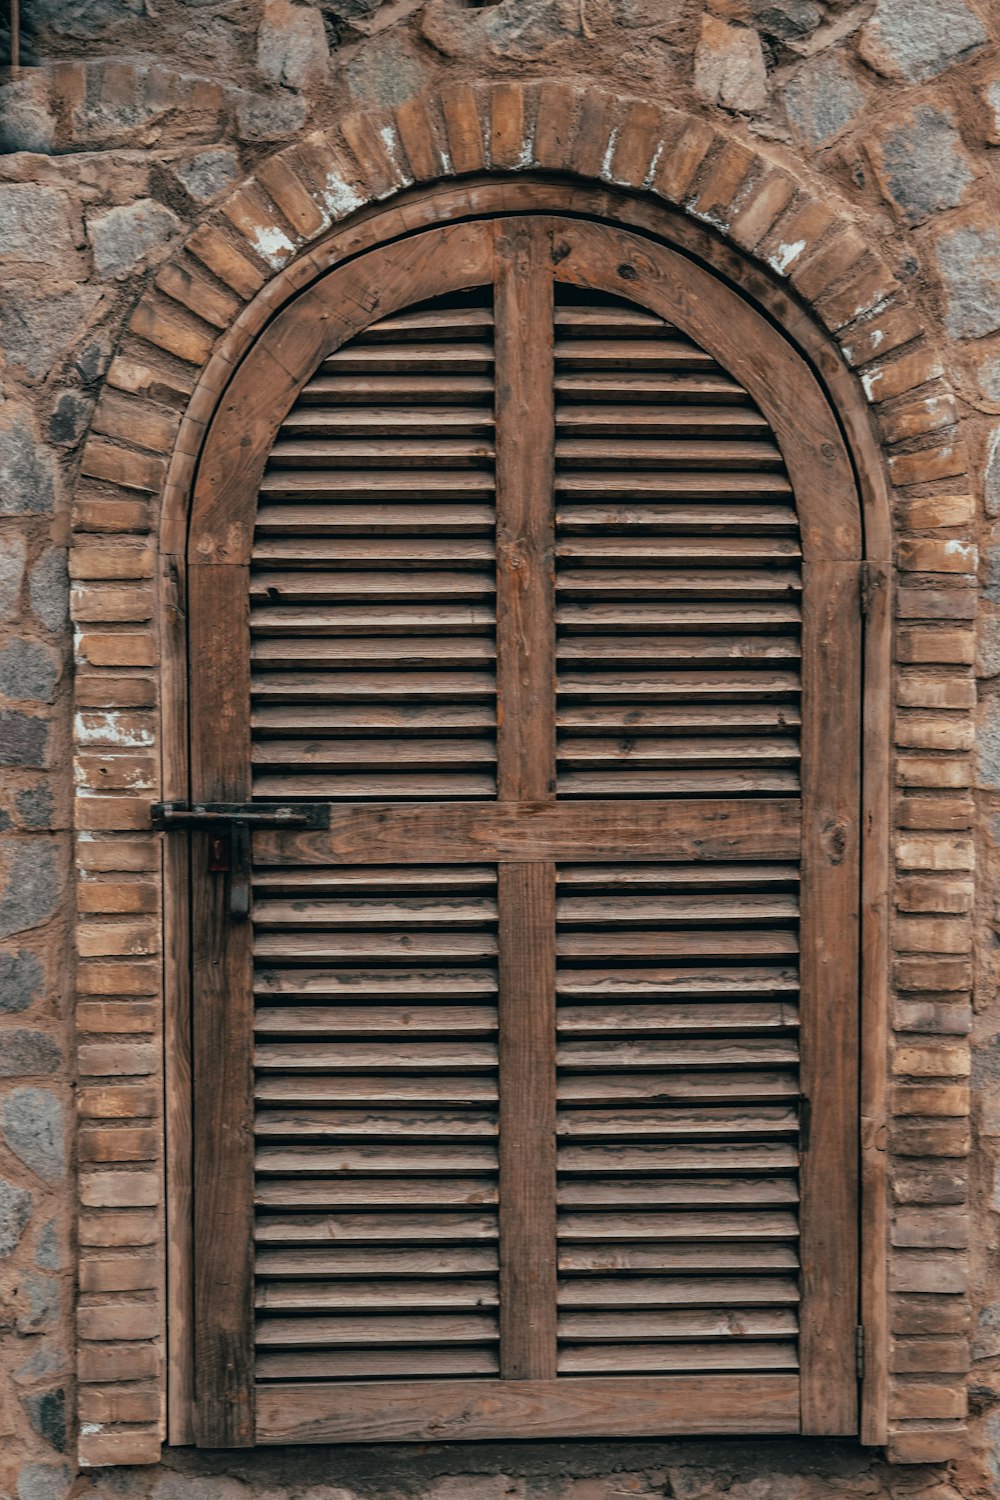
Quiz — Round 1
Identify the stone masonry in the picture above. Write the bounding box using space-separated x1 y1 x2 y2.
3 0 1000 1496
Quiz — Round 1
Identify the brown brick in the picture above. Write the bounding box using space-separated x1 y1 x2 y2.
186 222 267 300
78 1209 160 1247
891 1210 969 1248
891 1119 970 1156
72 587 155 625
880 391 958 445
891 1255 968 1297
79 1126 161 1162
892 1085 969 1116
862 347 943 404
340 110 405 199
893 1043 970 1077
895 798 975 833
78 1428 162 1467
896 877 972 913
155 260 243 331
652 117 716 204
77 882 158 915
894 716 974 752
78 1300 160 1340
78 1040 159 1074
894 957 972 992
91 392 180 455
73 495 152 535
74 676 156 710
892 1163 966 1205
567 90 619 181
292 135 365 221
78 1385 162 1425
76 753 156 792
69 543 155 583
75 796 152 832
790 226 867 303
77 921 159 960
890 1383 966 1421
886 1428 965 1464
897 628 975 665
891 1335 969 1373
608 99 666 188
890 446 967 491
78 1342 159 1382
892 1294 971 1336
130 295 216 368
77 1000 157 1034
221 182 298 267
893 1001 971 1035
80 1171 160 1210
759 200 837 277
254 154 328 241
895 757 970 789
439 82 488 174
895 673 975 708
897 493 976 530
728 169 796 252
76 836 159 873
81 440 166 495
79 1253 159 1292
489 81 529 172
898 538 976 574
78 1083 158 1118
687 140 756 226
815 258 898 330
838 303 923 367
106 355 195 408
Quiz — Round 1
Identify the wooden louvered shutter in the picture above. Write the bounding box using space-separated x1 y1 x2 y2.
188 216 861 1447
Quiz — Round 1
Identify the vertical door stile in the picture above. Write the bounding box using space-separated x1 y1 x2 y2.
493 218 559 1380
189 563 256 1447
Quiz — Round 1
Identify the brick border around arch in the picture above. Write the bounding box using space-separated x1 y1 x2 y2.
69 81 975 1470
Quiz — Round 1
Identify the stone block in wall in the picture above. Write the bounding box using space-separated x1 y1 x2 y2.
783 52 870 149
933 218 1000 340
869 106 975 227
859 0 988 82
693 15 768 114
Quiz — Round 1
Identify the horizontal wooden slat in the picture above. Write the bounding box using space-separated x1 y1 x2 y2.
558 1342 798 1373
557 1107 798 1138
557 1039 798 1070
256 1279 498 1311
557 1245 798 1273
256 1245 499 1276
255 1107 497 1137
255 504 495 535
255 1008 498 1037
557 1141 798 1172
557 1005 798 1035
255 1041 498 1071
255 1076 499 1106
256 1347 499 1380
255 1177 498 1208
254 965 498 997
254 1375 801 1441
557 1209 798 1242
255 1312 497 1345
557 1177 798 1208
254 1211 498 1244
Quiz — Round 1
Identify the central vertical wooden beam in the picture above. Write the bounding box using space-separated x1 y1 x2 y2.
494 219 558 1379
494 217 556 802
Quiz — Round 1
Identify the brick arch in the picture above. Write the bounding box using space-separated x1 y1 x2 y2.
70 81 975 1471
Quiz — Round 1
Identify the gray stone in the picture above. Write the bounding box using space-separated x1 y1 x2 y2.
0 535 26 623
979 352 1000 404
258 0 330 89
859 0 988 83
0 949 43 1014
16 1463 71 1500
29 550 69 634
872 106 974 225
981 695 1000 787
784 51 869 148
23 1388 66 1453
0 76 57 154
420 0 576 62
752 0 823 41
88 197 182 280
0 186 75 264
232 88 307 141
27 0 142 40
344 31 434 107
0 641 61 702
975 1303 1000 1360
48 390 93 448
693 15 768 114
987 425 1000 516
0 1177 33 1257
0 408 57 515
979 616 1000 677
935 223 1000 340
14 1341 67 1385
0 281 103 384
16 786 55 830
1 1088 65 1181
0 712 49 770
0 841 61 941
985 76 1000 144
172 148 241 206
34 1220 61 1270
18 1270 59 1332
0 1028 62 1076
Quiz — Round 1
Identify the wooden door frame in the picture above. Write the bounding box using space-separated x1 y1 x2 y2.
161 180 891 1449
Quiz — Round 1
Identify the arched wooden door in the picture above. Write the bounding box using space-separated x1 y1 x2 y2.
184 216 862 1446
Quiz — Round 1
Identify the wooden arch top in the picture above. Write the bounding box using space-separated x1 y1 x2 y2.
190 213 863 566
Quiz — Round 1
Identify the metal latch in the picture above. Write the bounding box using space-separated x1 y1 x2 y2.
151 801 329 919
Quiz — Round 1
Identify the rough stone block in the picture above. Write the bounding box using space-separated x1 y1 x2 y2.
693 15 768 114
0 640 61 702
870 106 975 226
87 198 183 281
29 550 69 634
859 0 987 82
0 948 43 1014
934 220 1000 340
1 1087 65 1180
783 52 869 148
0 279 102 384
257 0 330 90
171 148 241 207
0 186 76 265
0 75 57 154
0 407 57 516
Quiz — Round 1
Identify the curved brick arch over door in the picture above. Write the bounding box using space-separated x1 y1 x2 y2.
183 214 862 1447
68 85 977 1470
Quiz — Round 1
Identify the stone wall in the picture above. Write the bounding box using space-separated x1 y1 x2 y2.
3 0 1000 1495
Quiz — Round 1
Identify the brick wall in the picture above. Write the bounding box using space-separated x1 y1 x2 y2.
3 1 1000 1495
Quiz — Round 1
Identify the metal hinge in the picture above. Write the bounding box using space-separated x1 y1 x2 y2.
152 801 330 918
855 1324 865 1381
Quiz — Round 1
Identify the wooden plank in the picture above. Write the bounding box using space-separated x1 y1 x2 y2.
498 863 557 1379
494 217 556 801
188 564 255 1448
254 1374 800 1442
797 559 861 1435
253 798 802 865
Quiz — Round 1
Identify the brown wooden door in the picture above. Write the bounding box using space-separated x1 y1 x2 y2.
187 216 862 1446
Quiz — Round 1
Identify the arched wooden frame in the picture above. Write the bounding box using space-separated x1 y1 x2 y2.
167 195 890 1448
